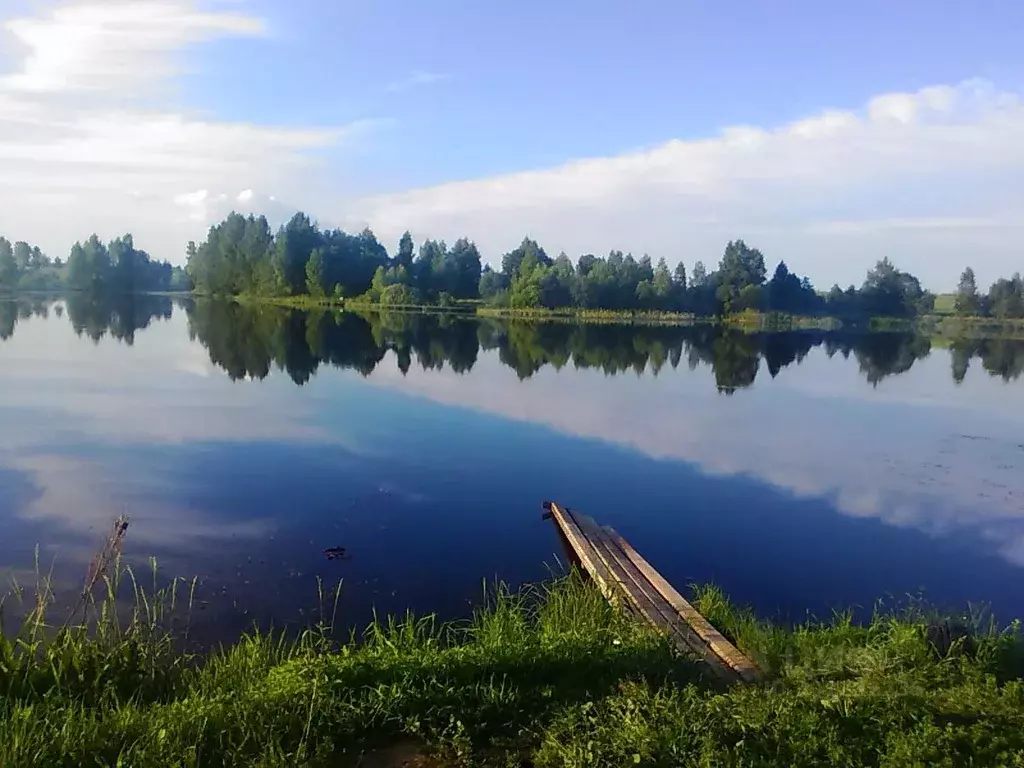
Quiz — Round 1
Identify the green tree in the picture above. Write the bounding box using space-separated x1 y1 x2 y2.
766 261 819 313
954 267 981 316
673 262 687 292
715 240 767 314
12 241 32 270
306 248 326 297
109 233 140 294
652 257 673 308
29 245 46 269
396 231 415 270
379 283 417 307
552 252 575 282
67 235 111 292
509 264 543 307
415 239 448 296
501 237 550 280
735 283 765 311
67 242 87 289
274 213 320 295
691 261 708 288
0 238 18 290
987 275 1024 319
635 280 657 308
479 266 508 299
448 238 483 298
860 258 931 317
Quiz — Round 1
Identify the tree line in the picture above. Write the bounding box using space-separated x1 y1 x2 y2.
0 233 189 294
7 213 1021 324
0 236 65 292
953 267 1024 320
186 211 987 319
185 212 482 307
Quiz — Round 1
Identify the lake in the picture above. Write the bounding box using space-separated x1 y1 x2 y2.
2 295 1023 641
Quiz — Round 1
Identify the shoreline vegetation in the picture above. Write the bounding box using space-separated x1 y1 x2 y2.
4 212 1024 331
222 291 1024 335
2 548 1023 766
6 286 1024 339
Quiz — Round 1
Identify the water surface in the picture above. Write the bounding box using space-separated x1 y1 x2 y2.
2 296 1023 639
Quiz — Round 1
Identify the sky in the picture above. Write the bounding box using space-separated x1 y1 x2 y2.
1 0 1023 290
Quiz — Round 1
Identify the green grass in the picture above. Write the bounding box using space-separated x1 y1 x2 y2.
232 293 344 310
723 310 843 331
476 305 704 326
212 292 1024 338
932 293 958 316
920 314 1024 339
2 562 1023 767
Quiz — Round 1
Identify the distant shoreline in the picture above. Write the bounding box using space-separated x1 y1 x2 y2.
223 293 1024 336
6 289 1024 338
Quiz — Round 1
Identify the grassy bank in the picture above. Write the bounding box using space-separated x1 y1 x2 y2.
920 313 1024 340
231 293 346 310
2 570 1023 767
475 305 702 326
722 309 844 331
196 292 1024 339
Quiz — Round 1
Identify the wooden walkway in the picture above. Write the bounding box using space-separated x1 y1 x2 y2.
544 501 759 685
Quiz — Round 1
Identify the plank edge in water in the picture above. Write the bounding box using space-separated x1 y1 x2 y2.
546 502 620 605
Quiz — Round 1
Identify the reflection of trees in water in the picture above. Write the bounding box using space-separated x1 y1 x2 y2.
1 296 1018 390
711 333 760 394
979 339 1024 382
947 337 1024 384
0 297 978 391
0 297 53 340
186 303 483 386
850 333 933 387
0 302 16 340
186 300 280 380
182 306 910 392
66 292 173 345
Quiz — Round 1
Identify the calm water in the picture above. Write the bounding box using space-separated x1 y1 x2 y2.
2 295 1023 640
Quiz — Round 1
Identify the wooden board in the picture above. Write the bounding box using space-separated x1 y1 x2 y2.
545 502 622 606
603 525 760 684
572 512 742 683
545 501 759 684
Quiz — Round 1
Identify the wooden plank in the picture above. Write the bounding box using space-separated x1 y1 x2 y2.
572 510 690 632
570 512 689 645
590 521 719 662
603 526 760 683
573 512 741 684
546 503 621 606
546 501 758 684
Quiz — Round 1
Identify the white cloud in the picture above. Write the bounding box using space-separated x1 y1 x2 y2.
364 347 1024 568
2 0 265 94
347 80 1024 289
173 188 301 230
0 1 359 262
385 69 449 93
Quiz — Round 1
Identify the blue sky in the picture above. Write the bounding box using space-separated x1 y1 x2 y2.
185 0 1024 191
1 0 1023 287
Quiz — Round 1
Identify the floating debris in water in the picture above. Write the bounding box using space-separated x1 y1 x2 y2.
324 546 349 561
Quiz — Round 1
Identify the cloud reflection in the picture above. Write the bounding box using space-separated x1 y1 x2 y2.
365 348 1024 567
